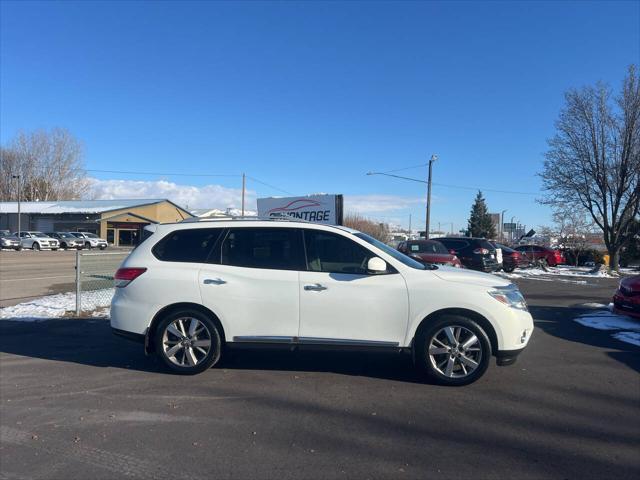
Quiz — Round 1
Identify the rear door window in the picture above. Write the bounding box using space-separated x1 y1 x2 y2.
221 228 305 271
153 228 223 263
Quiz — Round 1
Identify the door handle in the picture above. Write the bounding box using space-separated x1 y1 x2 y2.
304 283 327 291
203 278 226 285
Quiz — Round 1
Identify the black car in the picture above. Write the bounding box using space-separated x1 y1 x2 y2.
435 237 500 272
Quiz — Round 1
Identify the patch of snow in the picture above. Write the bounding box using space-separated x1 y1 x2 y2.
0 289 113 321
574 307 640 348
612 331 640 347
575 312 640 331
578 302 609 308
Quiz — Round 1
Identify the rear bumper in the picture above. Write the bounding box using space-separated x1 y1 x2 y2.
112 327 145 343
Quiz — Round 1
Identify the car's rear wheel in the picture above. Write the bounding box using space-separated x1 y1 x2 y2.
32 242 40 251
154 310 222 374
503 264 515 273
415 315 491 386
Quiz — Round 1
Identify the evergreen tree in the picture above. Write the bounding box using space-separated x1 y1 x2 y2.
467 191 496 238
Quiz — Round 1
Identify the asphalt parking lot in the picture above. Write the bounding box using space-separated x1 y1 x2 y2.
0 249 130 307
1 276 639 479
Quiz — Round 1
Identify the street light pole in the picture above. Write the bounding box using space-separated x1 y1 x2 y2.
425 154 437 239
11 175 21 234
501 209 507 242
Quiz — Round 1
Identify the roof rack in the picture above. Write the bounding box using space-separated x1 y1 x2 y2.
179 215 314 224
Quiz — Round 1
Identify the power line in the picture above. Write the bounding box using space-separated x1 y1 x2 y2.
246 176 293 195
432 182 538 196
86 169 240 177
381 163 427 174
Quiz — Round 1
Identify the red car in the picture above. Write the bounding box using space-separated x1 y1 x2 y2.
514 245 566 267
397 240 463 268
613 275 640 319
492 242 529 273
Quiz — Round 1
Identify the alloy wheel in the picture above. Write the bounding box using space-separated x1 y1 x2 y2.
427 325 483 379
161 317 212 367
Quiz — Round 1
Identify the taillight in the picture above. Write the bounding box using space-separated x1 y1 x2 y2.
114 267 147 288
473 248 490 255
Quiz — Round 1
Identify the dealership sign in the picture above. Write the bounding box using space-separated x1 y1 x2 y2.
257 194 343 225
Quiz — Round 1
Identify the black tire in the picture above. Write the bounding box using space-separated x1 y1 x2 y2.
85 242 92 250
154 309 222 375
16 246 22 251
415 314 491 386
32 242 40 251
503 265 515 273
99 245 106 250
51 248 58 251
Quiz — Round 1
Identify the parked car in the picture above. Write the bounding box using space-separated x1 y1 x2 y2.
13 231 59 251
612 275 640 319
46 232 85 250
514 245 565 267
492 242 529 273
110 219 533 385
397 240 463 267
70 232 108 250
0 231 22 250
434 237 501 272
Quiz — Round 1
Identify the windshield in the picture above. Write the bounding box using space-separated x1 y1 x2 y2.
354 233 426 270
59 233 74 238
408 241 448 254
84 233 99 238
33 232 49 238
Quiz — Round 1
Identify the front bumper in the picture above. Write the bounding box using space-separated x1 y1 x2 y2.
496 348 526 366
613 293 640 319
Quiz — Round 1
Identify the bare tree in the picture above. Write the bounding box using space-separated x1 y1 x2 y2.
540 65 640 269
343 213 390 243
0 128 90 201
552 206 597 266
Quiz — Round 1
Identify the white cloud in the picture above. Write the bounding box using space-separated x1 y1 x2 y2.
89 179 424 216
344 194 424 213
89 178 256 211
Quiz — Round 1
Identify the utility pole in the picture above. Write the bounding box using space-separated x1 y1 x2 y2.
425 154 437 239
408 213 412 234
241 173 246 217
12 175 21 234
501 209 507 243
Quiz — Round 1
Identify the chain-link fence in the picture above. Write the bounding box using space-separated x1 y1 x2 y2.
75 251 129 316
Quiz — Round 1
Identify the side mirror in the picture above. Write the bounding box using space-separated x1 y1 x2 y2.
367 256 387 274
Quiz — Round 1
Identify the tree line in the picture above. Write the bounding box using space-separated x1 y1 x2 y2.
0 128 90 202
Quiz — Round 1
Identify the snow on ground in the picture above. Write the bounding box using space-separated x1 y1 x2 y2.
574 306 640 347
0 289 113 321
493 265 624 283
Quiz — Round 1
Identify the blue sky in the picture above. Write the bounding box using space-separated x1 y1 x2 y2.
1 0 638 232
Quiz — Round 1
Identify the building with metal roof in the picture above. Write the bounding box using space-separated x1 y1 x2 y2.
0 199 193 246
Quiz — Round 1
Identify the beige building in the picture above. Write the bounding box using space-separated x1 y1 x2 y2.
0 199 193 246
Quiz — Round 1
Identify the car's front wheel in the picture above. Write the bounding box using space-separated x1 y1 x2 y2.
154 310 222 375
415 315 491 386
503 264 515 273
32 242 40 251
85 242 92 250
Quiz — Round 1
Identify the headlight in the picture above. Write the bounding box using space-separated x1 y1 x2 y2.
488 285 528 311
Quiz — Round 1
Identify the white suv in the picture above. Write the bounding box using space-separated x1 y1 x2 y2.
111 219 533 385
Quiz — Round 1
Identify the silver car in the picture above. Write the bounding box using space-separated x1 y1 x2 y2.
46 232 85 250
70 232 108 250
14 231 60 251
0 232 22 250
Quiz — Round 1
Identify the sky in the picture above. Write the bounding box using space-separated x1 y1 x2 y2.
1 0 639 232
